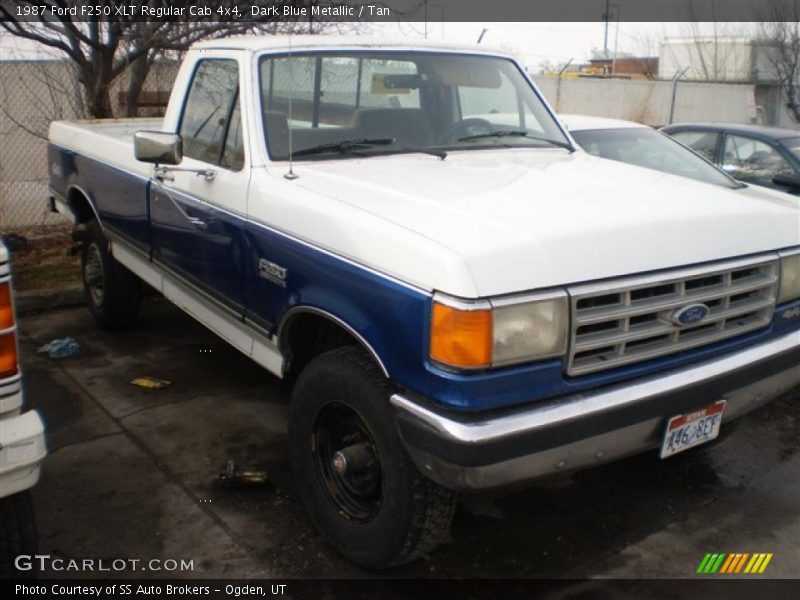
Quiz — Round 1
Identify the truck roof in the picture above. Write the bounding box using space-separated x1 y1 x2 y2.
192 34 501 55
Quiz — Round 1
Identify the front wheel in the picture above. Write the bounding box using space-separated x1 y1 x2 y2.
80 220 141 331
289 347 457 568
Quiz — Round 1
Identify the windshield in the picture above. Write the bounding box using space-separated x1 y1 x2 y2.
258 51 570 160
570 127 741 189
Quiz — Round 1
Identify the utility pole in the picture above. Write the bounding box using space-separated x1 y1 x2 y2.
603 0 611 54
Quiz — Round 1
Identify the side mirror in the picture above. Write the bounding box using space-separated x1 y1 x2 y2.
134 131 182 165
772 172 800 190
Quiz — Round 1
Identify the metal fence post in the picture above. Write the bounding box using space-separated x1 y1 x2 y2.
555 58 573 112
669 67 689 124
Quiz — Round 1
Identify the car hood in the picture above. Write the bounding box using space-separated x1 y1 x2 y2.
287 149 800 297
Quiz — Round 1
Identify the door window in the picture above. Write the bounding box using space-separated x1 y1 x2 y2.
180 60 244 170
721 134 794 186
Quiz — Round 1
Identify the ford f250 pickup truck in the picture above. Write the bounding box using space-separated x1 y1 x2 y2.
47 36 800 569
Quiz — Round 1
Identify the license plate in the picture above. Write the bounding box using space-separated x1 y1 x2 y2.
660 400 726 459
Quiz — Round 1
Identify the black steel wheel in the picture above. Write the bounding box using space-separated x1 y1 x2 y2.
80 219 141 330
312 402 382 522
289 346 457 569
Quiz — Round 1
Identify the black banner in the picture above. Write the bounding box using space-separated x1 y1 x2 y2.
3 579 800 600
1 0 799 23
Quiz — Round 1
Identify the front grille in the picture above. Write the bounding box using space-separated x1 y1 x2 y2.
566 254 779 376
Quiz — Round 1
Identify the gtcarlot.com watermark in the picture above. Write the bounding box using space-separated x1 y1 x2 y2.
14 554 194 573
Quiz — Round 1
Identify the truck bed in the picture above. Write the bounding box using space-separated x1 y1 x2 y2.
49 118 162 179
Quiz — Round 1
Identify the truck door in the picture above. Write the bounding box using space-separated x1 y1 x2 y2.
150 57 250 312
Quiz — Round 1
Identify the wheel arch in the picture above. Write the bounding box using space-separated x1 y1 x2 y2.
66 183 100 224
278 306 390 379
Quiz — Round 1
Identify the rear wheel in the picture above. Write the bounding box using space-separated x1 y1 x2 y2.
289 347 457 568
80 220 141 330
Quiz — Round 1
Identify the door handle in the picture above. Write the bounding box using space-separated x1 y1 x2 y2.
154 166 215 181
188 217 208 231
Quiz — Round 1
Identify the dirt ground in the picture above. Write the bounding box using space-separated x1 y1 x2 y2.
2 224 79 292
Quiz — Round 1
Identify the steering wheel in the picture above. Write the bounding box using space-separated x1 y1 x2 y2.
438 118 494 144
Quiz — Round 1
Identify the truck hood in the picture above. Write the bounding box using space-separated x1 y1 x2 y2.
289 149 800 297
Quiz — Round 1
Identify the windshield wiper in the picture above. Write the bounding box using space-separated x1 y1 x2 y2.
457 130 575 152
369 146 447 160
292 138 396 157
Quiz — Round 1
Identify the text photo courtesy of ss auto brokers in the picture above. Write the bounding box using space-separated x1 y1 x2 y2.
0 0 799 597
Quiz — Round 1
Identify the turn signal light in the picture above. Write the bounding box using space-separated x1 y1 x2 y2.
0 333 17 378
0 282 17 377
0 283 13 329
429 301 492 369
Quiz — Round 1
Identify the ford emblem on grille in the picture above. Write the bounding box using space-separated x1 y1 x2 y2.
671 303 710 326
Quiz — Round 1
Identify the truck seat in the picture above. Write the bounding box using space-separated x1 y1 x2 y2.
351 108 433 147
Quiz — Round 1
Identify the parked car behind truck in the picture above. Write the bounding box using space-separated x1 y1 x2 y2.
46 36 800 569
662 122 800 195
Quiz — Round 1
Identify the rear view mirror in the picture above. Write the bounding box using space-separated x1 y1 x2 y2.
134 131 182 165
772 172 800 190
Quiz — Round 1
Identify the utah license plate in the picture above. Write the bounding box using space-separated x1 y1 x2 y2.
660 400 726 459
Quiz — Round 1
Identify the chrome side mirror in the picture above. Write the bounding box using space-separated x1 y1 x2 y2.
134 131 182 165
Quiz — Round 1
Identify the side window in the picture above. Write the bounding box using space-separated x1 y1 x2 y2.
721 134 793 185
670 131 719 162
267 56 317 128
358 58 420 109
180 60 244 170
263 56 421 129
319 57 359 127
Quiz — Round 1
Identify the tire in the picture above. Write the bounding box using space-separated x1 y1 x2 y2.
81 219 141 330
0 491 38 579
289 346 457 569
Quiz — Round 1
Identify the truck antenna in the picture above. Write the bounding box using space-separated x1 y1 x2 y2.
284 32 298 180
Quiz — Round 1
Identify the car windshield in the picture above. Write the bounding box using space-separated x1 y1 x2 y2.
571 127 741 189
258 51 570 160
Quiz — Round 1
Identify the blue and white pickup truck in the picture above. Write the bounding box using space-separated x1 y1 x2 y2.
0 240 46 576
47 36 800 568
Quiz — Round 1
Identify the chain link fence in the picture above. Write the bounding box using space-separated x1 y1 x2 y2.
532 74 760 127
0 59 179 231
0 61 78 229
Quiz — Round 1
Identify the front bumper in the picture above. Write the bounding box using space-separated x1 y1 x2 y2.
0 411 46 498
0 373 46 498
392 330 800 492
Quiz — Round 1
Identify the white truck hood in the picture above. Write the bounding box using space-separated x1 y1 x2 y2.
288 149 800 297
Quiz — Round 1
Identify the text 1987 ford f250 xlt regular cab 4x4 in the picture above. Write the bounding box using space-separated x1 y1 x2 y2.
46 36 800 568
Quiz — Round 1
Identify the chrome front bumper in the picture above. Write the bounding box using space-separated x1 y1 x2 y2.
391 330 800 492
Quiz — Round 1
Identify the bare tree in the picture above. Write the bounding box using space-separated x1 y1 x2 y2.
661 21 754 82
759 2 800 123
0 1 344 119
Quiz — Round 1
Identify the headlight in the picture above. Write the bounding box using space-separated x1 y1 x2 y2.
429 291 568 370
778 250 800 304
